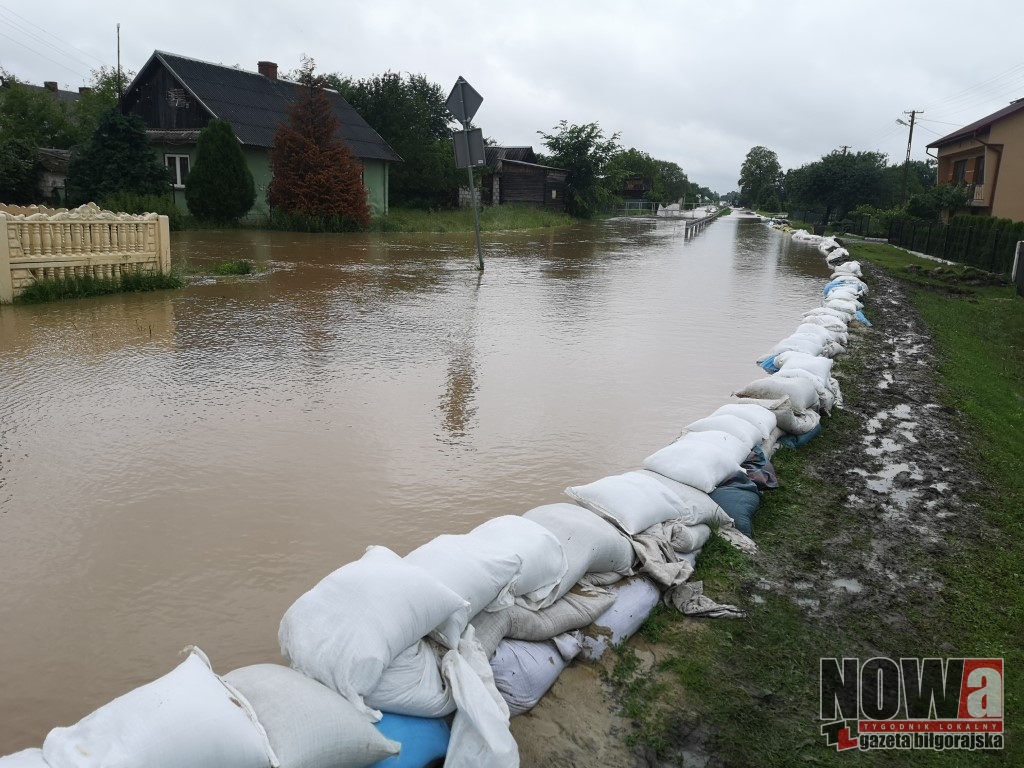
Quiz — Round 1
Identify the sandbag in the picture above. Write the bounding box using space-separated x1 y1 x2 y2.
506 588 618 641
804 306 853 323
825 297 863 315
733 376 819 412
365 641 455 718
279 546 470 719
43 648 278 768
779 422 824 448
522 503 634 600
798 314 848 332
825 246 851 263
710 402 778 440
637 470 733 526
581 577 661 661
709 471 761 536
773 351 834 384
685 414 764 448
0 751 47 767
405 534 522 648
490 639 568 717
224 664 401 768
469 609 513 661
796 322 848 345
370 713 450 768
764 334 824 358
742 445 779 491
466 516 568 611
565 470 695 535
832 260 862 276
643 429 749 493
775 369 834 413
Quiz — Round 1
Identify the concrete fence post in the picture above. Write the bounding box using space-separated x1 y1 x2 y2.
157 215 171 275
1013 241 1023 297
0 216 13 303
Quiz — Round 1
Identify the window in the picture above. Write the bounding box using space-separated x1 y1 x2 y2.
973 155 985 185
166 154 190 188
952 159 968 185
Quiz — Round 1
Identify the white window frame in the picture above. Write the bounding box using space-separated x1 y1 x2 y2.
165 154 190 188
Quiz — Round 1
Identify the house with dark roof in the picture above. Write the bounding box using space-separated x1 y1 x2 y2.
479 146 567 211
121 52 402 216
926 98 1024 222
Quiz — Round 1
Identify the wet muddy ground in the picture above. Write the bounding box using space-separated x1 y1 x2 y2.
511 264 984 767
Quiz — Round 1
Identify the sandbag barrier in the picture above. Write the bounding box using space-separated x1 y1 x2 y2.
0 230 869 768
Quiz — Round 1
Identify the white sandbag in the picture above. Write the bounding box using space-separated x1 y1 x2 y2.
43 648 277 768
788 323 831 342
278 546 470 719
796 322 847 345
728 396 814 436
364 640 455 718
671 523 711 553
581 577 662 661
442 631 519 768
825 287 863 305
775 369 834 413
829 274 868 294
490 639 567 717
405 533 522 648
833 260 862 276
825 246 850 263
0 750 47 767
799 313 849 332
466 516 569 611
818 237 841 254
523 503 634 600
773 351 834 383
224 664 401 768
470 609 514 660
642 431 745 494
766 334 825 358
506 588 618 641
733 376 820 412
637 470 734 526
825 297 863 314
565 470 694 536
805 305 854 321
684 414 763 449
710 402 778 440
779 407 821 435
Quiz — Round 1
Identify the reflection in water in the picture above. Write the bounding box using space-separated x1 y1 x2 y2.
0 216 831 752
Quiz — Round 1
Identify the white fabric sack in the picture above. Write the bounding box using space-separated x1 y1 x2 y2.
43 648 278 768
670 523 712 554
405 533 522 648
774 351 834 383
765 334 824 357
799 314 849 333
684 414 765 448
825 287 863 305
637 470 736 527
818 237 841 254
775 369 834 413
734 376 820 412
364 640 455 718
728 397 816 437
779 407 821 435
565 470 695 536
833 260 862 276
466 516 569 611
804 306 854 323
825 246 851 263
523 503 634 600
788 323 831 342
442 631 519 768
826 297 863 314
710 402 778 440
223 664 401 768
796 322 847 345
581 578 662 661
0 751 47 767
642 431 744 494
490 639 567 717
278 546 470 719
470 609 514 660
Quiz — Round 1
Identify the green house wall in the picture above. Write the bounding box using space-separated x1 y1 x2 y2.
151 143 390 218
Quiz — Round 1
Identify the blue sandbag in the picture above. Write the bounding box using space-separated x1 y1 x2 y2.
854 309 873 327
758 354 781 373
370 713 450 768
778 422 824 449
710 470 761 536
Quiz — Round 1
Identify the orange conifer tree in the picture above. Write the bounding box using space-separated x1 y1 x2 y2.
267 59 370 229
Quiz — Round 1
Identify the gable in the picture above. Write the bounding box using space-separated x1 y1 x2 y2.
123 51 402 162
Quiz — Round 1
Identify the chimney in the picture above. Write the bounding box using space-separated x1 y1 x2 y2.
78 86 93 95
44 81 58 92
257 61 278 81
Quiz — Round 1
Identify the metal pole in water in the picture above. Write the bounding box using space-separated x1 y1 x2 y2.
466 151 484 271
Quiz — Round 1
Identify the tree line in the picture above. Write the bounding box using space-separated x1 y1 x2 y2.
734 144 968 227
1 61 714 229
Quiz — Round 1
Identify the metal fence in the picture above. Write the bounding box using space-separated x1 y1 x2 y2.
887 218 1022 275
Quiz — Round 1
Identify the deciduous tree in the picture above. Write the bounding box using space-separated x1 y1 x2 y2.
539 120 621 218
738 146 783 209
185 118 256 223
268 59 370 229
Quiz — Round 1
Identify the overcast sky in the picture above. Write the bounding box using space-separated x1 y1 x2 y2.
3 1 1023 194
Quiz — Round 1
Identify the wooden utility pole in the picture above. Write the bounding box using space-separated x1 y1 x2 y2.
900 110 921 203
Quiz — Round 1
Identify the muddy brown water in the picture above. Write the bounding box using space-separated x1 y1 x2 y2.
0 213 829 752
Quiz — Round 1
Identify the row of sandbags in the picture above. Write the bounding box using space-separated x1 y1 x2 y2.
0 235 871 768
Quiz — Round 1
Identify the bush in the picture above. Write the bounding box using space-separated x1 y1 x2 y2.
185 119 256 223
16 270 182 303
101 192 186 230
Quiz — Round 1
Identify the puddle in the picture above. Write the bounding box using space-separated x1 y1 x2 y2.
832 578 863 593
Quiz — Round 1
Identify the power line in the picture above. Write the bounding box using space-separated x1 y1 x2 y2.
0 30 88 80
0 4 105 66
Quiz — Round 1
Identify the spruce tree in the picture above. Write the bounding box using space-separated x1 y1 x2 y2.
66 108 169 205
185 118 256 223
267 60 370 229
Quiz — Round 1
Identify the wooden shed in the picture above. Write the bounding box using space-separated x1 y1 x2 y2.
480 146 567 211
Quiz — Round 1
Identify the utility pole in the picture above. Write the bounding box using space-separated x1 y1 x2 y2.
900 110 921 203
839 145 850 155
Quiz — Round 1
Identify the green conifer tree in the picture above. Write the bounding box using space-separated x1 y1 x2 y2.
185 118 256 223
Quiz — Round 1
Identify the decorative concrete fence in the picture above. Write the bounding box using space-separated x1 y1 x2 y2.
0 203 171 303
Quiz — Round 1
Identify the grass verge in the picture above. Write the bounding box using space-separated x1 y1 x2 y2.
367 204 573 233
16 271 183 304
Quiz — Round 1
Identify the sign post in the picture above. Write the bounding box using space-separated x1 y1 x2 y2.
447 77 486 271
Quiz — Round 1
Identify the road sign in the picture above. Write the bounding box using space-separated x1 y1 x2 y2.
446 77 483 125
453 128 486 169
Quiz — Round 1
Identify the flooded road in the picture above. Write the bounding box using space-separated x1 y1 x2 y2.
0 213 827 750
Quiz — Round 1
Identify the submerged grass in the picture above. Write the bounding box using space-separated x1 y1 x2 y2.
610 242 1023 765
367 204 573 233
16 271 183 304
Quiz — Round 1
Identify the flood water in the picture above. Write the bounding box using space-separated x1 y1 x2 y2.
0 213 828 751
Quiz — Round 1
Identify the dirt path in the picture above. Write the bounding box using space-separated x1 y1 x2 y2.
511 263 982 767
